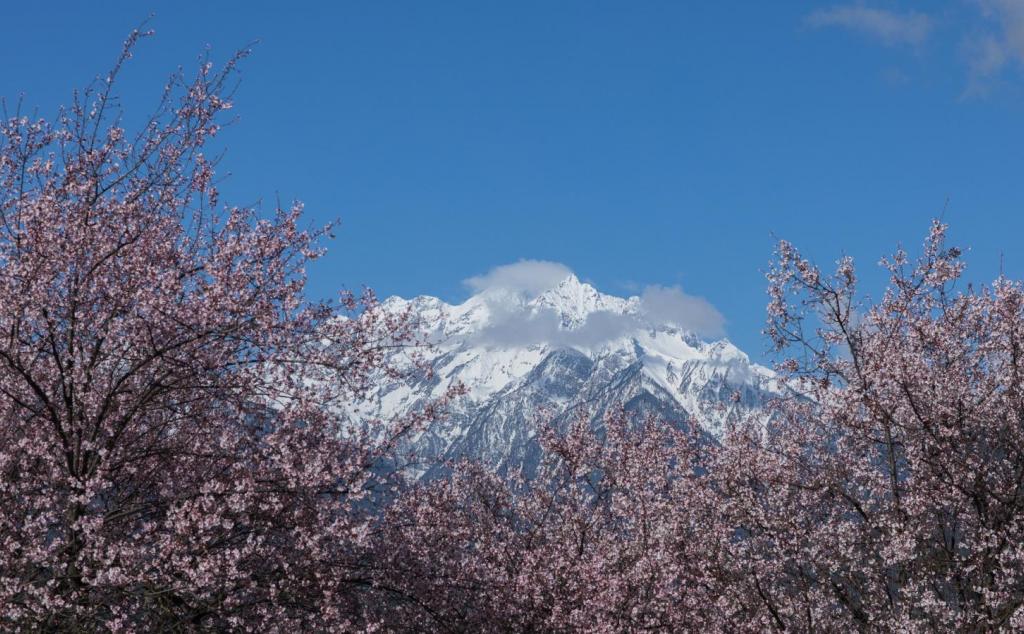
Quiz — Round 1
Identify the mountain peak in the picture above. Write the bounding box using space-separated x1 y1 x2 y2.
361 278 778 477
530 275 633 329
535 273 595 303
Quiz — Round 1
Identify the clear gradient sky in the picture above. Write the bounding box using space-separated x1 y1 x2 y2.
3 1 1024 358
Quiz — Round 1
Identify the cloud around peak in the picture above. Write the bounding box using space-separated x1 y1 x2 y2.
463 260 573 298
462 261 727 346
640 285 725 339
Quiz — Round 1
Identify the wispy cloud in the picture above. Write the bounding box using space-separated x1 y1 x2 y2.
963 0 1024 96
800 3 1024 97
805 5 934 47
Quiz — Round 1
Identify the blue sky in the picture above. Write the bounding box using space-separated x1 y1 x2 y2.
3 1 1024 358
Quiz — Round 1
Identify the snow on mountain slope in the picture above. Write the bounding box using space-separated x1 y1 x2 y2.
364 274 780 477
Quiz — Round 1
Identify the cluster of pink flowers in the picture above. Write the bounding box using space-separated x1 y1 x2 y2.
373 220 1024 632
0 31 454 630
3 31 1024 632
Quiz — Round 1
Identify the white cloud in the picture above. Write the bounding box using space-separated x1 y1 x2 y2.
639 285 726 338
963 0 1024 95
463 260 573 298
464 261 727 348
472 307 647 349
805 5 933 47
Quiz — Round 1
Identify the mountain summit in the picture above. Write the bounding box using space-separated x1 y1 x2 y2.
369 275 779 477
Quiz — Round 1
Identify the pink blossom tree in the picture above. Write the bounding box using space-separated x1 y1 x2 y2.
382 222 1024 632
7 28 1024 634
713 219 1024 630
373 410 739 632
0 31 447 630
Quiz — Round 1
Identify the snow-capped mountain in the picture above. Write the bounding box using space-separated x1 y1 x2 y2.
365 274 779 477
